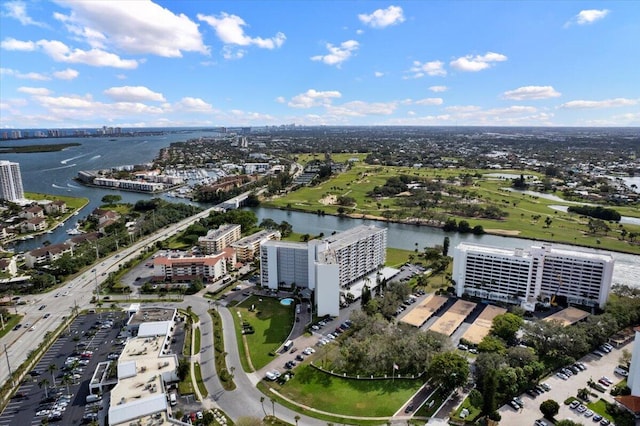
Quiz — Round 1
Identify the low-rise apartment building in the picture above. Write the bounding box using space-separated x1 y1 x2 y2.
152 248 235 282
198 224 241 254
25 243 73 268
231 229 281 262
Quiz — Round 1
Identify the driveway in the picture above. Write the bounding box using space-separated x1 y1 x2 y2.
498 342 631 425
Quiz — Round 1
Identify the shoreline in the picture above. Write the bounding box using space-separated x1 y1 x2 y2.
264 204 640 256
4 194 89 248
72 177 185 195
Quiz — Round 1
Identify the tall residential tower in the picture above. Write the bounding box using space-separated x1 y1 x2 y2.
0 160 25 202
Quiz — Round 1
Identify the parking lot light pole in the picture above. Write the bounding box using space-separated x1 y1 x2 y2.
92 268 99 305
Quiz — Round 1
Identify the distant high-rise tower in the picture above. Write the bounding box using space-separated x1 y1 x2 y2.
0 160 25 201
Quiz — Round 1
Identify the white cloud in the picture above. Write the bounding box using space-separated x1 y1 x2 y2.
2 1 47 27
288 89 342 108
104 86 165 102
502 85 561 100
172 97 214 113
407 60 446 78
17 87 52 96
358 5 405 29
36 39 138 69
1 37 36 51
275 96 286 103
566 9 610 27
198 12 285 55
36 94 95 109
445 105 482 112
450 52 507 72
221 46 245 60
413 98 444 106
53 68 79 80
429 85 448 93
374 71 384 77
55 0 209 57
326 100 397 117
559 98 638 109
311 40 359 67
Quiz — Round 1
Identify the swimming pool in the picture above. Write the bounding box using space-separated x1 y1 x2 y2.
280 298 294 306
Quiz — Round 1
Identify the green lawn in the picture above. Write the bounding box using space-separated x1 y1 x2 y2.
450 395 481 422
194 327 201 354
0 315 21 339
265 364 424 417
385 247 413 267
233 296 294 370
262 165 640 255
25 192 88 210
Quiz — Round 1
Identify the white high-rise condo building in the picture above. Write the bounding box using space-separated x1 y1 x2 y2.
453 243 614 310
261 225 387 316
0 160 25 201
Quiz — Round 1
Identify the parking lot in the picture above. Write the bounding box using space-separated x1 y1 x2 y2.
0 312 126 426
498 341 632 425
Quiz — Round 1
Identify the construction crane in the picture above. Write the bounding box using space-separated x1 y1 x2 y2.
550 274 564 307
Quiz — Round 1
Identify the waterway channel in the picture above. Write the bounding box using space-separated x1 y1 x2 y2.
5 132 639 288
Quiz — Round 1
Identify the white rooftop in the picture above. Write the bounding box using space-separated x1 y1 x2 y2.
138 321 172 337
109 393 167 426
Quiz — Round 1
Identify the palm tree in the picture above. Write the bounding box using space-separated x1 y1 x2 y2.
270 398 275 417
61 374 72 396
48 363 58 387
294 415 300 425
38 378 50 399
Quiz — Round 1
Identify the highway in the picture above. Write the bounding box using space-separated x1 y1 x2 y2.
0 200 225 385
1 188 333 424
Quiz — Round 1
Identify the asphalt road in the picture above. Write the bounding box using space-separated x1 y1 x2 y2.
1 201 225 385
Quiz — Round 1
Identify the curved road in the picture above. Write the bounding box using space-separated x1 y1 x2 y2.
178 295 329 425
2 194 333 425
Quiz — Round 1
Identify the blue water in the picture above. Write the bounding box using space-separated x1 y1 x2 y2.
4 131 640 289
280 298 294 306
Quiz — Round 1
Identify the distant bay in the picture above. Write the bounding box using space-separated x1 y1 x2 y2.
5 131 640 289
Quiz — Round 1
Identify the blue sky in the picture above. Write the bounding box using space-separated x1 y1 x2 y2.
1 1 638 128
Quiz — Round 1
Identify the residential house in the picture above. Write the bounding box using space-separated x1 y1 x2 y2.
44 200 67 215
21 217 47 233
20 205 44 220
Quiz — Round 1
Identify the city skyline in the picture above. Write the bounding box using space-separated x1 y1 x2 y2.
1 1 639 129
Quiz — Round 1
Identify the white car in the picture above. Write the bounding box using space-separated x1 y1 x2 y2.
265 370 281 381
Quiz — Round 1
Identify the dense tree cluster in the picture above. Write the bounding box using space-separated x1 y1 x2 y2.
368 175 411 197
332 310 450 376
568 205 621 222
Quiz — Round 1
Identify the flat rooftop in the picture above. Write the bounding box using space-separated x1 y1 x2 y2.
429 300 477 337
129 307 175 326
109 332 177 426
543 307 590 326
232 229 279 247
324 225 385 250
461 305 507 345
400 294 448 328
